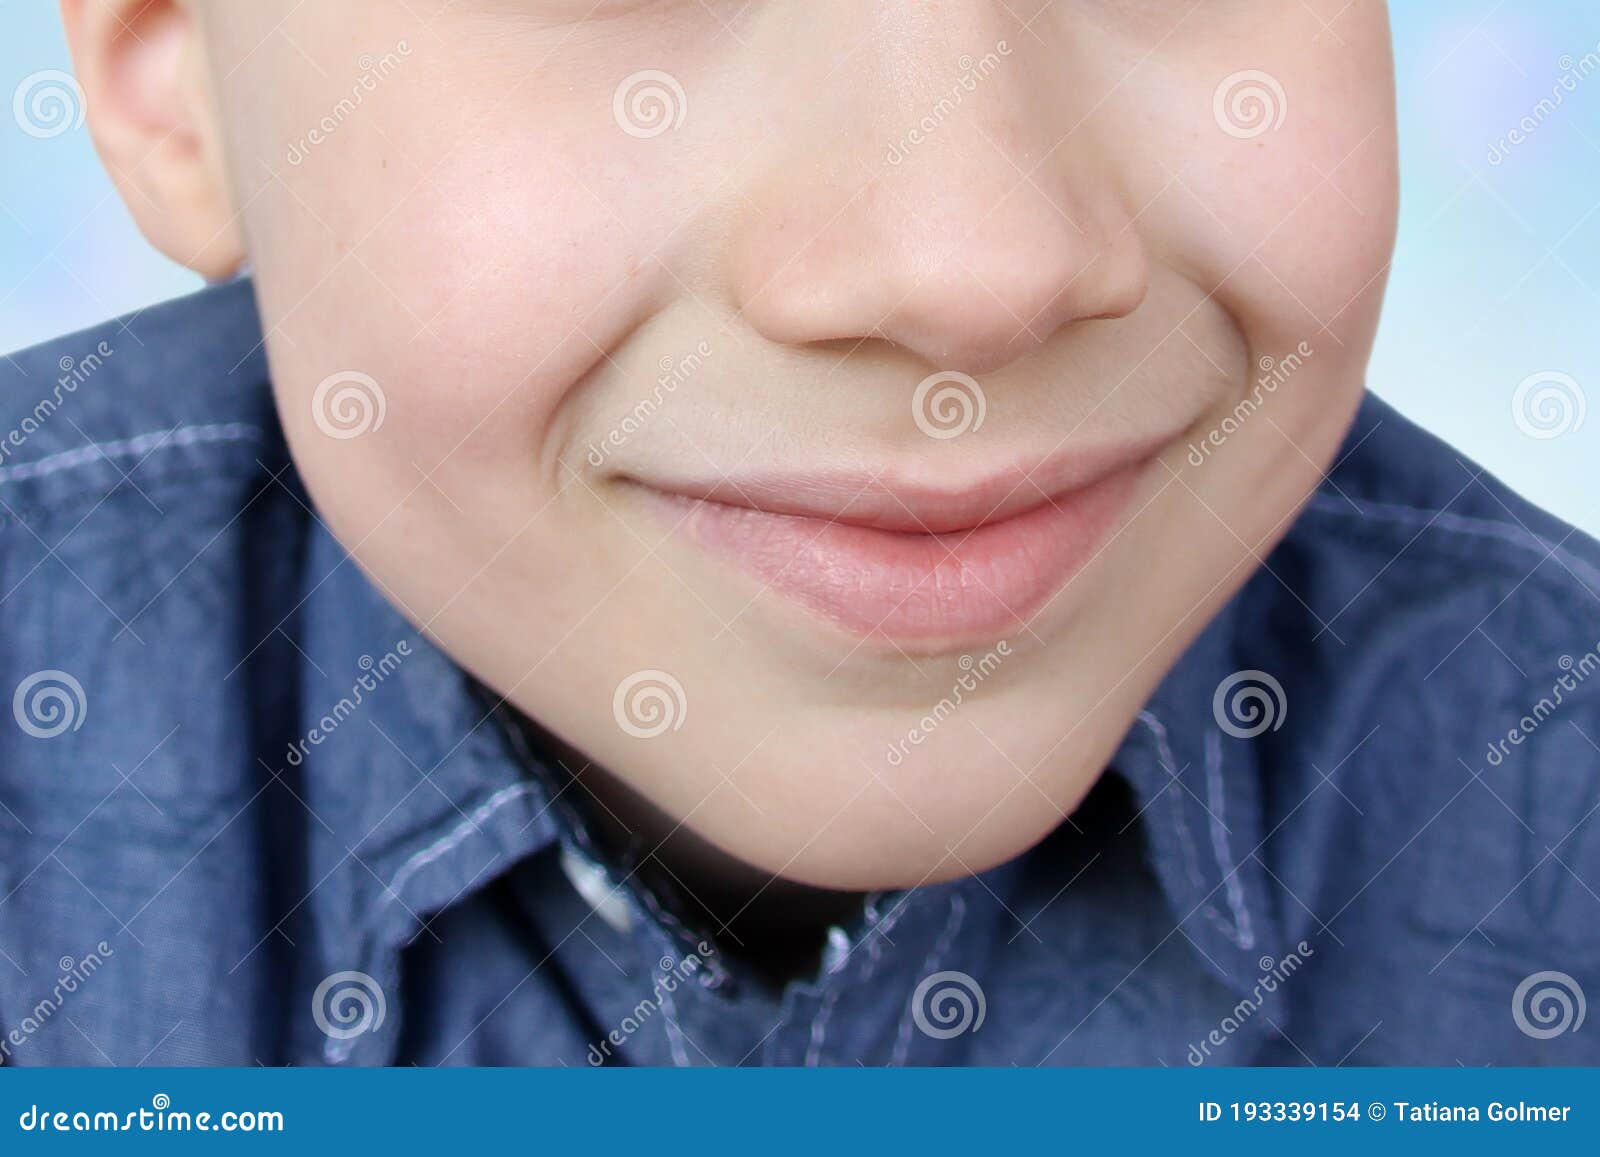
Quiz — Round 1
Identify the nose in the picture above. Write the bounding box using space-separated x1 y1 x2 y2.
729 28 1149 376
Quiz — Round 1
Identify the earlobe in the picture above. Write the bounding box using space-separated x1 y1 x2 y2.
59 0 245 279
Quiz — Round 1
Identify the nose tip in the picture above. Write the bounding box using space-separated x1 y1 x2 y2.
733 183 1150 376
871 229 1151 375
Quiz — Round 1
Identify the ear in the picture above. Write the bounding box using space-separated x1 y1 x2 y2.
59 0 244 279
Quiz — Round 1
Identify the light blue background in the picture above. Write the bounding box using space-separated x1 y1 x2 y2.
3 2 1598 535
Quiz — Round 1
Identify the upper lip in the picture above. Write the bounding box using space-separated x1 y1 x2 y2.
630 435 1169 535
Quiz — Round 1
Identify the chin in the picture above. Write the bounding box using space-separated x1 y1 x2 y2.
689 733 1108 893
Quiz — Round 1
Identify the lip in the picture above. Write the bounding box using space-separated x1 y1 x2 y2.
628 436 1162 645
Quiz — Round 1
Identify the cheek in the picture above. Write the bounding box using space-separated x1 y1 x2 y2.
363 168 663 468
1162 120 1395 343
1231 108 1400 345
1106 16 1399 358
250 131 689 506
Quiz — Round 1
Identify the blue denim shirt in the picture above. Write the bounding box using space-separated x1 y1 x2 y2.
1 279 1598 1067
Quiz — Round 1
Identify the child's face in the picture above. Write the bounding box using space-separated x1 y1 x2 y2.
188 1 1396 888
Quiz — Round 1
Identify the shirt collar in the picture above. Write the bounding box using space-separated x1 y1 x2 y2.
1105 589 1284 999
290 521 562 1061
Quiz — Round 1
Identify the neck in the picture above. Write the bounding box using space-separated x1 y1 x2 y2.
527 718 865 985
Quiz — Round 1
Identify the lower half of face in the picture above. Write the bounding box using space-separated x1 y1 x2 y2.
216 0 1398 889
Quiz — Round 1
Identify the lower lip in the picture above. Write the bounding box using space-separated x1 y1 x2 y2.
636 463 1147 644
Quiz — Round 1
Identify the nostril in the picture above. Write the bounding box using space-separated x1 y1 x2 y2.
729 147 1151 374
870 230 1151 375
1036 246 1150 333
880 288 1054 377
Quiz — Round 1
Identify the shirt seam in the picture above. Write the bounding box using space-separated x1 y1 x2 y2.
1203 728 1255 951
379 781 545 915
888 891 968 1066
1134 709 1247 951
1304 493 1600 598
324 780 546 1066
0 425 273 526
0 423 265 485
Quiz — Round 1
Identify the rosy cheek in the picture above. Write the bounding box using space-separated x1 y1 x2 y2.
1139 90 1394 354
278 143 683 477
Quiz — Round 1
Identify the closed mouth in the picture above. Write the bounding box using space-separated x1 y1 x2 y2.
628 436 1164 644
